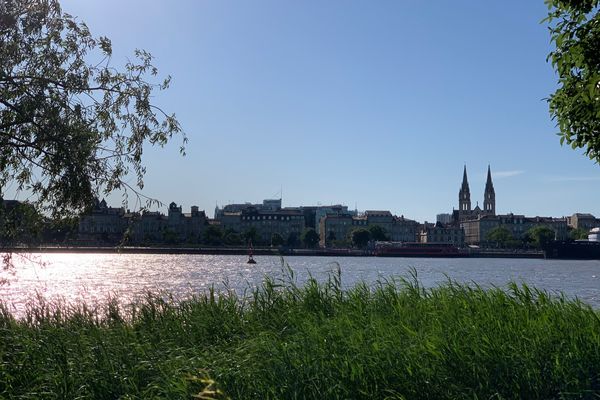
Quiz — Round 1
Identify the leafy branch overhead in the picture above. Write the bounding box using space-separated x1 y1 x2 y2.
0 0 186 217
545 0 600 163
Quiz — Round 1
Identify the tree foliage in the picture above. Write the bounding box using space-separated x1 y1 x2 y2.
243 227 259 246
544 0 600 163
525 226 556 249
270 233 284 247
0 0 185 217
486 226 514 247
162 228 178 245
368 225 389 242
203 225 223 246
327 230 336 241
286 232 299 247
223 230 242 246
350 228 371 249
300 228 320 249
570 227 590 240
0 201 41 245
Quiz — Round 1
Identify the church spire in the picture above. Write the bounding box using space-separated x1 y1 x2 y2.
461 165 469 190
484 164 495 215
486 165 493 187
459 165 471 212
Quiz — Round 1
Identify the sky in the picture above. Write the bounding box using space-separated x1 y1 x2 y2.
37 1 600 221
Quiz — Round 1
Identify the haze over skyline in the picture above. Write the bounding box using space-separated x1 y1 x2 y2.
8 1 600 222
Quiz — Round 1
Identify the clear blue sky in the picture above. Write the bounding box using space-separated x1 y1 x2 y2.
55 0 600 222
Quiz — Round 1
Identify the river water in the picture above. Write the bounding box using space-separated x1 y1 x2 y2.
1 253 600 317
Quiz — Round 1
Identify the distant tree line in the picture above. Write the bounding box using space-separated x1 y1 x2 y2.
192 226 314 249
0 201 79 247
484 225 584 249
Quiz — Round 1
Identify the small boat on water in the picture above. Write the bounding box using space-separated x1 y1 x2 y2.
247 241 257 264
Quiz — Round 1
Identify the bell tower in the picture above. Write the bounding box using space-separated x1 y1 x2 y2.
483 165 495 215
458 165 471 212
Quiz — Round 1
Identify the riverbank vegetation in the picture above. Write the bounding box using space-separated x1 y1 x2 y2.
1 268 600 399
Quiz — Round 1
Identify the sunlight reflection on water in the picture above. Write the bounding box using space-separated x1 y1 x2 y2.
1 253 599 317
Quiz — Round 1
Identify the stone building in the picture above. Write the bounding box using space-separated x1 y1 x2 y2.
568 213 600 231
164 202 208 242
450 165 570 245
523 216 568 242
312 205 355 230
436 213 453 225
218 211 243 233
460 215 499 245
78 199 127 244
80 200 208 244
128 211 166 243
239 206 305 245
389 216 419 242
214 199 282 220
420 223 465 246
460 213 568 245
319 214 367 247
364 210 394 232
127 203 208 244
319 211 418 247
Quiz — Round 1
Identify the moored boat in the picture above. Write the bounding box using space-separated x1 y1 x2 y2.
374 241 462 257
544 228 600 260
544 240 600 260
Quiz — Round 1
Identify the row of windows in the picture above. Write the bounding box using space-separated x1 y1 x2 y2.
242 222 304 229
430 235 462 240
242 215 302 221
501 219 523 224
86 227 123 233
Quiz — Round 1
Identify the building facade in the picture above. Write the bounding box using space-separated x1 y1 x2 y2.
79 200 208 244
214 199 282 220
420 223 465 246
78 199 127 243
319 214 368 247
436 213 453 225
239 207 305 245
165 202 208 242
568 213 600 231
319 211 418 247
389 216 419 242
460 213 568 245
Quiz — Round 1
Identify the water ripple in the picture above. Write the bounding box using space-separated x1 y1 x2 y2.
1 253 599 317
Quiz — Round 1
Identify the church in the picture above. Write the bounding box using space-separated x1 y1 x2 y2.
453 165 495 223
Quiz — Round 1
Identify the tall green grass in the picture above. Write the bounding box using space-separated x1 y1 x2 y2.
1 266 600 399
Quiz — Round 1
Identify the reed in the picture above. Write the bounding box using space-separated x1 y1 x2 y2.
1 266 600 399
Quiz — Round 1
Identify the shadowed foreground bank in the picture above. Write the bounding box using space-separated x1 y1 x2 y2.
1 268 600 399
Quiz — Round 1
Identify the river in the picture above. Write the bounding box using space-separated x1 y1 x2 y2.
1 253 599 317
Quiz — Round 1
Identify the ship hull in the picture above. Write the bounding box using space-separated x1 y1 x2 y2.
544 241 600 260
374 243 462 258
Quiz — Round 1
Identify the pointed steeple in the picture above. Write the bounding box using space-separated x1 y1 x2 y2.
461 165 469 191
484 164 495 215
458 165 471 212
485 165 493 188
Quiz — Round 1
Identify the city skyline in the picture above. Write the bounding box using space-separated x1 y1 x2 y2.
91 162 594 225
5 1 600 222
